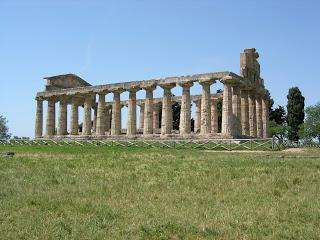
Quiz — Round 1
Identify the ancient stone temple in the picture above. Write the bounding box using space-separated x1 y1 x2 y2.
35 48 270 139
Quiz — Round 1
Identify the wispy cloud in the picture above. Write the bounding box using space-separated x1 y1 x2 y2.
82 33 94 72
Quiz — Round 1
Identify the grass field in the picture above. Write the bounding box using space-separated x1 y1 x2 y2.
0 145 319 239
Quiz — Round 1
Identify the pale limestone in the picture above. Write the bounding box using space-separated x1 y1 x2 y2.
70 98 79 135
248 93 257 137
35 48 270 140
35 98 43 137
96 93 106 136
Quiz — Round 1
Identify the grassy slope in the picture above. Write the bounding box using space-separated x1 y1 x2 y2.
0 146 319 239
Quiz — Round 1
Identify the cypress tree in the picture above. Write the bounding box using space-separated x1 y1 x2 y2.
287 87 305 142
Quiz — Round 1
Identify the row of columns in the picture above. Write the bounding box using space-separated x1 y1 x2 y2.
35 80 269 138
221 81 269 138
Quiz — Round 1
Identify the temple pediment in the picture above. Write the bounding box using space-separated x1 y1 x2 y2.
44 74 91 91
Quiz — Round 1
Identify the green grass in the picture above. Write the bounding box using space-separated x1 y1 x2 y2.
0 145 320 239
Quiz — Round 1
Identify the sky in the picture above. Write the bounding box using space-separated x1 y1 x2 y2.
0 0 319 137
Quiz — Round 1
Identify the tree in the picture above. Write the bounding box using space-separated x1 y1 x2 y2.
269 120 289 141
287 87 305 142
0 115 11 139
300 103 320 143
172 102 181 130
268 97 287 139
270 105 286 125
216 89 223 132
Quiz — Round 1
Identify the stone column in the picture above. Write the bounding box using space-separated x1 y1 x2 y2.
35 97 43 137
82 95 92 135
46 98 56 137
70 98 79 135
194 99 201 133
105 106 111 133
143 85 156 135
153 102 160 130
161 83 175 135
199 80 215 135
262 94 270 138
93 106 97 133
211 99 218 133
57 97 68 136
139 104 145 129
111 90 122 135
240 89 250 136
96 93 106 136
127 88 139 135
179 82 193 135
221 83 233 136
256 95 263 138
232 86 241 137
248 92 257 137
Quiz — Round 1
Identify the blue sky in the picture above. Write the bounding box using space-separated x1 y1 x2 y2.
1 0 319 137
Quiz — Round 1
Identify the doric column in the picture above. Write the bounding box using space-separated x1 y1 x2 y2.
139 103 145 129
57 97 68 136
221 82 233 136
105 105 111 133
194 99 201 133
179 82 193 135
232 86 241 137
45 98 56 137
70 97 79 135
256 94 263 138
93 105 97 133
82 95 93 135
262 93 270 138
211 99 218 133
127 88 139 135
248 92 257 137
111 90 122 135
240 89 250 136
35 97 43 137
153 102 160 130
160 83 175 135
199 79 215 135
143 84 157 135
96 92 107 136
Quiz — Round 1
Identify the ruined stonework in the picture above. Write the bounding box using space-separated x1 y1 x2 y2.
35 48 270 139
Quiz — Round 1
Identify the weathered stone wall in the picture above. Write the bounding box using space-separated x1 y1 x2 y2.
35 49 270 140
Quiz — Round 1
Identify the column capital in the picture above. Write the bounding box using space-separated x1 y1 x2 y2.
58 95 70 103
35 96 44 101
126 84 141 93
83 92 95 98
141 80 157 90
199 78 216 86
220 76 239 86
45 96 58 102
95 89 109 95
71 96 82 105
110 88 125 94
97 91 108 97
178 81 194 88
159 82 176 90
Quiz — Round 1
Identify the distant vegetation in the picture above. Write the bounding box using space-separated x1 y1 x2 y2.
0 115 10 139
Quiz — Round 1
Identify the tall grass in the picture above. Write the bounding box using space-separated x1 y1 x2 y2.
0 146 319 239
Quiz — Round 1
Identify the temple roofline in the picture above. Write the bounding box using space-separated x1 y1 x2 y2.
36 71 263 98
